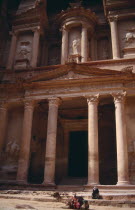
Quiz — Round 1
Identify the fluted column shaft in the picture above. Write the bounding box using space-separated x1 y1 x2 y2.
113 92 129 185
61 27 68 64
31 28 40 67
0 102 8 152
43 98 61 185
7 33 17 69
87 95 99 185
17 101 34 183
109 16 120 59
81 26 88 62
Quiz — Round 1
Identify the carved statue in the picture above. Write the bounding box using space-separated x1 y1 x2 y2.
17 41 31 60
72 39 80 55
6 141 20 157
125 32 135 42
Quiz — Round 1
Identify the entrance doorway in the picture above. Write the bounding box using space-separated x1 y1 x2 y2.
68 131 88 177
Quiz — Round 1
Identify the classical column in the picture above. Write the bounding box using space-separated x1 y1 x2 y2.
87 95 99 185
113 92 129 185
6 32 17 70
81 26 88 62
31 28 40 68
17 100 35 183
0 102 8 152
61 26 69 64
109 16 120 59
43 98 61 186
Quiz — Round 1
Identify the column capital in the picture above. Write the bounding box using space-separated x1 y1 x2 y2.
82 23 89 30
23 100 36 109
48 97 62 107
86 94 99 104
108 15 118 22
112 92 126 104
0 101 9 110
32 26 41 33
60 25 69 32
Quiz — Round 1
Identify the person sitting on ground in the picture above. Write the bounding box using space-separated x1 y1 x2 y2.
67 193 84 209
92 186 100 199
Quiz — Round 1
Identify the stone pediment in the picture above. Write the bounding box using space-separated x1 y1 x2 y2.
27 63 131 83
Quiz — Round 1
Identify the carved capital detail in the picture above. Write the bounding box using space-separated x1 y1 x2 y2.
0 101 9 110
86 94 99 104
48 98 62 107
108 15 118 22
112 92 126 104
24 100 35 109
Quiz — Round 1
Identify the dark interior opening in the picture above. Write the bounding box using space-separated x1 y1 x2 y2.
98 104 117 185
68 131 88 177
28 152 44 184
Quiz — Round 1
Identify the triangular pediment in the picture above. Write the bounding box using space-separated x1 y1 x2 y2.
27 63 132 83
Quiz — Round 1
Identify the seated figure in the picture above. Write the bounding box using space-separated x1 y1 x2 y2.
92 186 100 199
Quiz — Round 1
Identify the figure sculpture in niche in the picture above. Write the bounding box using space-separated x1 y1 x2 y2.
72 39 80 55
6 140 20 157
18 41 31 60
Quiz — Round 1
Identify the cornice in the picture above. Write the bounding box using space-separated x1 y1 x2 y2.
23 73 135 91
56 6 98 27
24 63 130 83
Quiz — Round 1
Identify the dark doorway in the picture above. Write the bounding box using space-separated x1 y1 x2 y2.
98 104 117 185
68 131 88 177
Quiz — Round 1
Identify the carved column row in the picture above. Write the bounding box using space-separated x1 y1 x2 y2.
0 92 129 186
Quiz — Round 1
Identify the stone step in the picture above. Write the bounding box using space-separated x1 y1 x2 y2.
0 194 135 208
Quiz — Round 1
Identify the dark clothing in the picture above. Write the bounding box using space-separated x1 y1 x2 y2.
92 187 100 199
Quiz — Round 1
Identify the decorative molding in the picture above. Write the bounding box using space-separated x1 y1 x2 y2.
121 66 133 74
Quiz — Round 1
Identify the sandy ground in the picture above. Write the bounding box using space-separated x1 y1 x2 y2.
0 198 135 210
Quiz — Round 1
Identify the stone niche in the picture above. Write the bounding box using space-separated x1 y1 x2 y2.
68 26 81 62
14 32 33 69
56 3 98 64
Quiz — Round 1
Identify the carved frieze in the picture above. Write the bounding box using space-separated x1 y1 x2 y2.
52 71 90 80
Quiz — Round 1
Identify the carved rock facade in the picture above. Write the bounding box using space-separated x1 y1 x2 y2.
0 0 135 191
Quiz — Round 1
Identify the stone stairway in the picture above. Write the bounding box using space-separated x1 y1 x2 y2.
0 189 135 207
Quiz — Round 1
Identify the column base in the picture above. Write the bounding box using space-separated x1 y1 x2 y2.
85 182 100 187
42 181 56 187
117 181 130 186
17 180 28 185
